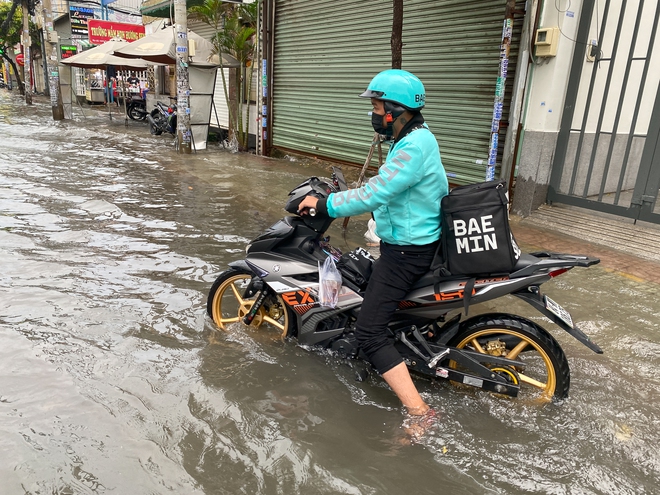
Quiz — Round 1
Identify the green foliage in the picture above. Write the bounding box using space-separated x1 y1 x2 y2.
188 0 258 151
0 2 41 53
189 0 231 31
0 1 23 48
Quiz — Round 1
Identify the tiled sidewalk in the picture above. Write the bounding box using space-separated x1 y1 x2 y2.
511 207 660 285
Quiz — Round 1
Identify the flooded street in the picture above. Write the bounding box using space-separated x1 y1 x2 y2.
1 92 660 494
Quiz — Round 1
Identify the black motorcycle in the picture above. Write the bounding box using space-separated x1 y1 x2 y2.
147 101 177 136
126 95 147 121
207 168 602 401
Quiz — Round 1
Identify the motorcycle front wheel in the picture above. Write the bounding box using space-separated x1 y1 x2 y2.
447 314 571 400
207 268 294 340
149 109 163 135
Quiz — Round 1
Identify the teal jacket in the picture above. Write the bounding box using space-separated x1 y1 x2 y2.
325 125 448 246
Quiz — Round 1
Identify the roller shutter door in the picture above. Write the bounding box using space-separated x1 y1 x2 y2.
272 0 523 183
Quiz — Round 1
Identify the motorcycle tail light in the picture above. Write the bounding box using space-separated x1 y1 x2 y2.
167 107 173 114
548 268 569 278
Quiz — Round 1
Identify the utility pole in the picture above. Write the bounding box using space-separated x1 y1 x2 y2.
173 0 191 153
21 0 32 104
391 0 403 69
40 0 64 120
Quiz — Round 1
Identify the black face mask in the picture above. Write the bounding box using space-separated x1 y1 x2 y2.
371 112 391 137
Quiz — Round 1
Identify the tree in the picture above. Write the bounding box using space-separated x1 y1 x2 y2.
0 0 25 95
189 0 257 151
0 0 41 96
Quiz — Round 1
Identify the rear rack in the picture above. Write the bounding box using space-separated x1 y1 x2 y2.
510 251 600 278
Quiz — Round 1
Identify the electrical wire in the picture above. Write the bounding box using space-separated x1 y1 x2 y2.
555 0 599 48
529 0 539 65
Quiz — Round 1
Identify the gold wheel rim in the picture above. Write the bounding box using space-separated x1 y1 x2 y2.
211 274 289 339
451 328 556 400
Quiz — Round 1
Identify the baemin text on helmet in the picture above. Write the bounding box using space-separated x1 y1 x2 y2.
331 151 411 206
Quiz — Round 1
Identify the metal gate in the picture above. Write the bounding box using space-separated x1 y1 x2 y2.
548 0 660 224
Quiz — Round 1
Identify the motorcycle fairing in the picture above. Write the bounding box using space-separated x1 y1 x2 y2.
280 284 362 346
248 216 329 266
394 273 554 319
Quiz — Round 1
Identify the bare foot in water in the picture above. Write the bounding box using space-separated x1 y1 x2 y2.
402 408 439 443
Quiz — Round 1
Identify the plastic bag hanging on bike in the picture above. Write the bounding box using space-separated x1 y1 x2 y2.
318 255 342 308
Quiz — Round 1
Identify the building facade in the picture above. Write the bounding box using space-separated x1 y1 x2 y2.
254 0 660 225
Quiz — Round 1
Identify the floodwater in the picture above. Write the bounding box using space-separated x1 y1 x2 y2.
1 92 659 495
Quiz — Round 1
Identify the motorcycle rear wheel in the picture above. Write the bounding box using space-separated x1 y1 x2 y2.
128 104 146 121
447 314 570 400
207 268 293 340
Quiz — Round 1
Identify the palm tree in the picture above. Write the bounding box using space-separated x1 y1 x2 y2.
189 0 257 151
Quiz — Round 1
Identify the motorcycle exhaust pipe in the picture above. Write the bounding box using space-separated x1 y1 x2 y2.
146 114 156 126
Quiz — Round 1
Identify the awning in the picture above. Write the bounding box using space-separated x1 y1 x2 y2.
61 37 151 70
113 26 240 67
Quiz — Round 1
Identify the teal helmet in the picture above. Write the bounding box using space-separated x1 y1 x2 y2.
360 69 426 111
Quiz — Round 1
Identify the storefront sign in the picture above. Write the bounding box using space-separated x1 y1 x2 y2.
60 45 78 59
70 6 94 38
87 20 145 44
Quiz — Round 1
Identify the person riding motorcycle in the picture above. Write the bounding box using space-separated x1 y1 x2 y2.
298 69 449 425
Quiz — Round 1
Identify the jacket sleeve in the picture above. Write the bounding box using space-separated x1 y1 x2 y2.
326 140 425 218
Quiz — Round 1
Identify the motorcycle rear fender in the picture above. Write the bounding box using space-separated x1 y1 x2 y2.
513 289 603 354
431 313 462 345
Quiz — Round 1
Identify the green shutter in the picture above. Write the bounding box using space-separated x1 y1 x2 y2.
272 0 523 184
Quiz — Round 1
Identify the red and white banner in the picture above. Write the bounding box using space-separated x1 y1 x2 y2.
87 20 145 45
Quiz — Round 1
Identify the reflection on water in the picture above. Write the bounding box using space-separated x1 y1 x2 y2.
1 92 659 494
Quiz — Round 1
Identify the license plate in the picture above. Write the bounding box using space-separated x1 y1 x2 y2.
545 296 574 328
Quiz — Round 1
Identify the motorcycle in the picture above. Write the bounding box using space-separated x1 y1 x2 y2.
146 100 177 136
126 95 147 121
206 168 603 401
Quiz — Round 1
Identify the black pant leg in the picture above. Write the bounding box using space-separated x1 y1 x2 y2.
355 242 435 374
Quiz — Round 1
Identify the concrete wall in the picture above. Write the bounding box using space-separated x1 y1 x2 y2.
511 130 557 216
512 0 583 216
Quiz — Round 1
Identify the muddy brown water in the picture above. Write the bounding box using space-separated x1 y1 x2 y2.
1 93 659 494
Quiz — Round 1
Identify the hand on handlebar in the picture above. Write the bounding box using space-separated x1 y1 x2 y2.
297 196 319 216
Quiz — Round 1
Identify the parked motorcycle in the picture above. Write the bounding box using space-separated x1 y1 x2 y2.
146 101 177 135
206 168 602 401
126 95 147 121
